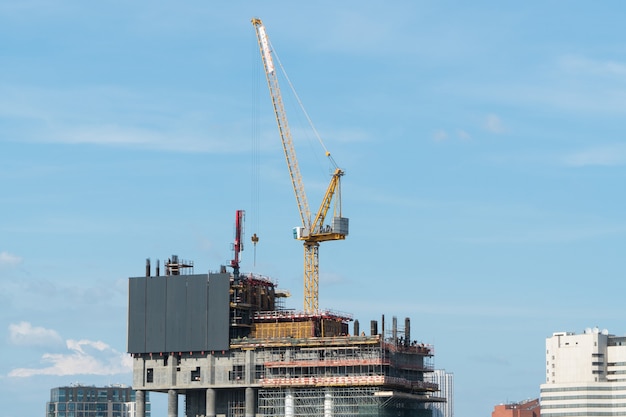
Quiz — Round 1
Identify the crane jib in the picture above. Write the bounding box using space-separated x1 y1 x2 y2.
252 17 348 313
257 25 274 74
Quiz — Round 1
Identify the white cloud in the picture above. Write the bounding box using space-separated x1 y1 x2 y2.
8 338 131 377
432 129 471 142
485 113 506 134
8 322 63 347
563 144 626 167
559 55 626 78
433 129 448 141
0 251 22 267
0 83 252 154
457 129 471 140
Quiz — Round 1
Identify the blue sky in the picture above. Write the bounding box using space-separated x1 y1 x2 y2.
2 1 626 416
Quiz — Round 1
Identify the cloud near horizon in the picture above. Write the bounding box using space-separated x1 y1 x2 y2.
7 322 131 377
9 321 63 347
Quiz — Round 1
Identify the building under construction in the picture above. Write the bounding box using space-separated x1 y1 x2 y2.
127 18 447 416
127 256 445 417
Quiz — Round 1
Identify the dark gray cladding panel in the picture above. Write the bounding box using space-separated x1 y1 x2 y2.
186 275 208 351
127 272 230 354
127 277 146 352
206 273 230 351
145 276 167 352
165 276 186 352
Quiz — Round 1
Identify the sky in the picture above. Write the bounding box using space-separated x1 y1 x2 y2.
2 1 626 416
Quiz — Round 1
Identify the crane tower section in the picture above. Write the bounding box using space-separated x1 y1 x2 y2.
252 18 349 313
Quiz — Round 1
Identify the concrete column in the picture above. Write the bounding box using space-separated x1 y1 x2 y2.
245 349 253 384
285 388 294 417
135 390 145 417
168 389 178 417
207 354 214 385
206 388 216 417
324 390 333 417
168 353 177 385
245 387 254 417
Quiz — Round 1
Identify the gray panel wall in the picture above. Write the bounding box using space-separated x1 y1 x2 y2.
186 275 208 351
206 273 230 351
145 276 167 352
127 273 230 354
165 276 187 352
127 277 146 352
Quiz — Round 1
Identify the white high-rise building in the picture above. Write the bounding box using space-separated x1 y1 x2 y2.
430 369 454 417
540 327 626 417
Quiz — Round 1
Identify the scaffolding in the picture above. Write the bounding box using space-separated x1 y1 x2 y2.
258 387 433 417
131 255 444 417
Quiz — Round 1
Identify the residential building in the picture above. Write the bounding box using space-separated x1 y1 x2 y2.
540 327 626 416
46 384 149 417
492 398 539 417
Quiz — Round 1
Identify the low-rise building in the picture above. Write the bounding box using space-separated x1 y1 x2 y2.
46 384 149 417
492 398 539 417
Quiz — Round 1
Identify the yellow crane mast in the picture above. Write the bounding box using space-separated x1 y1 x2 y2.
252 18 349 313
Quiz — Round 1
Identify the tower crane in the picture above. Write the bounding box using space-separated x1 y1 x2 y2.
251 18 349 313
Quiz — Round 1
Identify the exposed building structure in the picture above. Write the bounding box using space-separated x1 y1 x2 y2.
46 384 149 417
128 257 445 417
492 399 539 417
430 370 454 417
540 327 626 416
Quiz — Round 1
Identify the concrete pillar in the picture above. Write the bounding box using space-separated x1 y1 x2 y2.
285 388 294 417
324 391 333 417
245 387 254 417
206 388 216 417
135 390 145 417
168 389 178 417
245 349 253 384
207 354 214 385
168 353 177 385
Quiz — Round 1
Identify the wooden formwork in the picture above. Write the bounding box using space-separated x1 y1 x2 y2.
251 320 317 339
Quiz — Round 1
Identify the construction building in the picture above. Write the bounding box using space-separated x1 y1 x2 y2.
126 15 448 417
540 327 626 416
127 256 445 417
46 384 149 417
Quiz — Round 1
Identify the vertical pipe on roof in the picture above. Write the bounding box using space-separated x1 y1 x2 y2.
370 320 378 336
405 317 411 347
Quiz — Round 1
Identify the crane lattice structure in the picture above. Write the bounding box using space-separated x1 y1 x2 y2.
252 18 349 313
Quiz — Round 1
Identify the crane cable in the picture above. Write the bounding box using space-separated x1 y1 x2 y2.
250 40 262 268
268 39 339 170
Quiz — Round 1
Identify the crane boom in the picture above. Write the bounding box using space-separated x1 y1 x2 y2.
252 18 348 313
252 18 311 230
